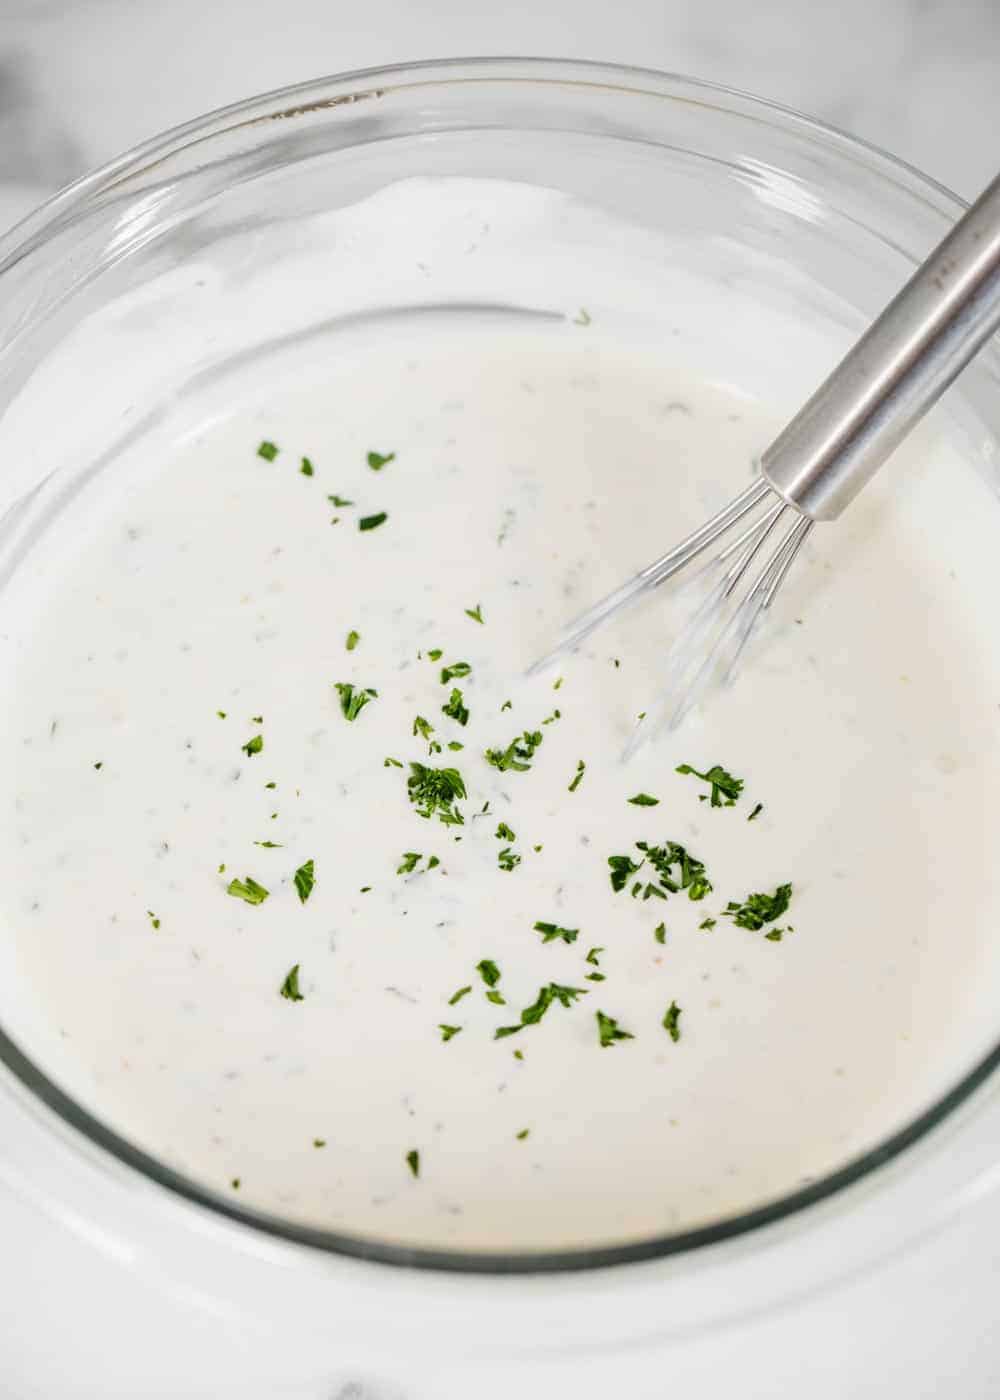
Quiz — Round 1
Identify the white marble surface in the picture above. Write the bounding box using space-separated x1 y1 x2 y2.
1 0 1000 238
3 2 1000 1396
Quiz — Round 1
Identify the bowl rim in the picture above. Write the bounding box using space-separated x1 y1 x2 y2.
0 54 993 1277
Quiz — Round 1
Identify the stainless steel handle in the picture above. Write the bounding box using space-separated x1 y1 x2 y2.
761 172 1000 520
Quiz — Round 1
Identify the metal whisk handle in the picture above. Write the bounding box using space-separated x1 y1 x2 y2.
762 171 1000 521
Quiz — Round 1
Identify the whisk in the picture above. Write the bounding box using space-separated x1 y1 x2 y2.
530 170 1000 746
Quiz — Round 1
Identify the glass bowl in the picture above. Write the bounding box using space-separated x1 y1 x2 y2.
1 59 1000 1322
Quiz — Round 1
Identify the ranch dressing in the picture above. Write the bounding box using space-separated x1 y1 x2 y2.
2 310 1000 1254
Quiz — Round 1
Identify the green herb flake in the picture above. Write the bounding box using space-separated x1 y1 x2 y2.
426 648 443 662
147 910 160 930
608 854 643 893
585 947 604 966
485 989 506 1005
313 1139 326 1148
596 1010 634 1048
495 981 587 1038
406 762 466 825
654 922 666 944
676 762 744 808
748 802 764 822
406 1149 420 1179
486 730 543 774
628 793 659 807
495 822 516 842
265 781 277 788
299 457 314 477
513 1049 524 1061
254 840 282 848
723 883 793 931
280 964 304 1001
497 847 521 872
568 759 586 793
500 699 512 712
516 1128 530 1141
216 710 227 719
367 450 395 470
636 841 713 901
293 859 315 904
439 660 472 685
413 716 435 746
662 1000 683 1042
384 756 403 768
334 682 377 722
358 512 387 532
257 440 279 461
448 985 472 1006
533 920 579 945
442 688 470 727
226 876 269 906
439 1024 462 1042
328 493 353 507
231 1178 241 1190
93 761 103 770
397 852 421 875
477 959 501 988
447 740 464 751
699 917 716 931
346 629 361 651
241 734 263 758
465 604 484 624
553 677 564 691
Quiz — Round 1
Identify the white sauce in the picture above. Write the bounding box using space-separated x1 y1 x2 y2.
3 268 1000 1254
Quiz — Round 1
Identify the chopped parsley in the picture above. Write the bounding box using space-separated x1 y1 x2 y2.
384 756 403 768
699 917 716 931
438 1024 462 1042
495 821 516 842
748 802 764 822
300 457 314 476
413 715 438 751
636 841 712 901
500 699 512 712
405 1149 420 1179
654 922 666 944
495 982 587 1038
313 1139 326 1149
485 729 543 773
497 847 521 872
662 1001 683 1042
257 440 279 461
439 660 472 684
585 947 604 966
279 964 304 1001
328 493 353 507
358 512 387 531
346 629 361 651
147 910 160 930
367 450 395 470
596 1010 634 1048
723 883 793 931
465 604 484 624
334 682 377 722
241 734 263 758
426 648 443 662
628 793 659 807
533 921 579 945
293 859 315 904
397 851 422 875
765 928 788 942
216 710 227 719
608 854 642 893
448 985 472 1005
568 759 585 792
447 740 464 751
254 840 282 848
441 687 469 727
516 1128 530 1141
226 876 269 906
477 959 502 988
553 677 564 691
676 762 744 807
406 762 466 824
541 709 561 725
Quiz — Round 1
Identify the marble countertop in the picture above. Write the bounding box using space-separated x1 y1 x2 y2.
1 0 999 238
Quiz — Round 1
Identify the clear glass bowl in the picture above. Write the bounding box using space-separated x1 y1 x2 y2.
2 58 1000 1296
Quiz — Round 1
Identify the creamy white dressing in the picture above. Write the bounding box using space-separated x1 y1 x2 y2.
3 307 1000 1253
